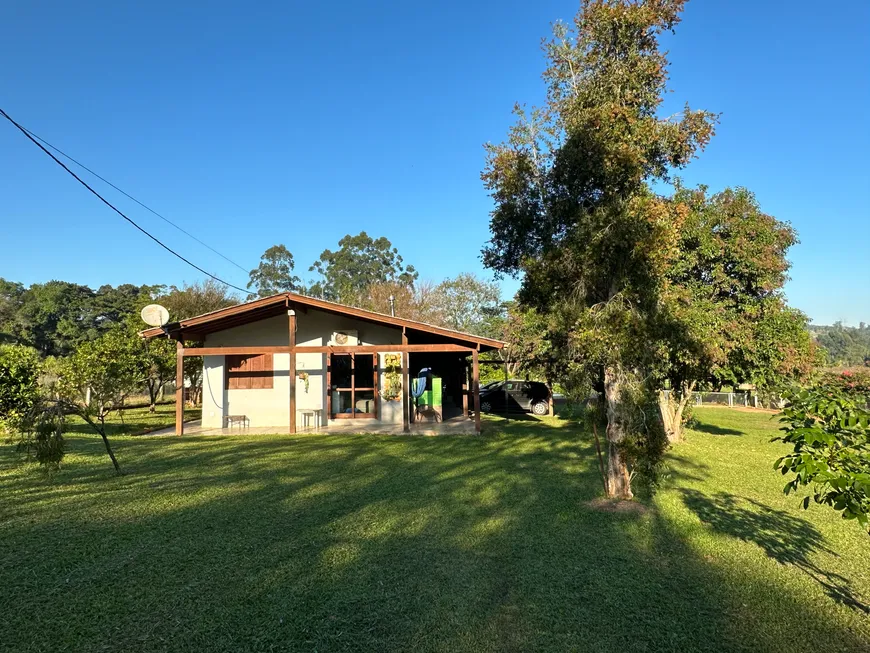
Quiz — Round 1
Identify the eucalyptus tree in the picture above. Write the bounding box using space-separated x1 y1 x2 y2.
482 0 716 497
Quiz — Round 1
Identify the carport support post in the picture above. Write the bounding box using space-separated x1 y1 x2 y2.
402 328 410 433
473 348 481 434
288 309 296 435
175 339 184 436
503 360 508 409
462 360 469 417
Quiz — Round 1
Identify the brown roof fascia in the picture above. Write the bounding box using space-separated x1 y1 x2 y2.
141 292 505 349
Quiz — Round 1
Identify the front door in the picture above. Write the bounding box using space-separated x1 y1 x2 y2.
327 353 378 419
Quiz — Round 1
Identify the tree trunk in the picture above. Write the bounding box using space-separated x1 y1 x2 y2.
147 380 158 413
546 378 555 416
73 406 122 475
658 381 695 443
603 366 632 500
97 415 121 473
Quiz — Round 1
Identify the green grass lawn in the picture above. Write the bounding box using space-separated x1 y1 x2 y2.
1 408 867 652
64 402 202 437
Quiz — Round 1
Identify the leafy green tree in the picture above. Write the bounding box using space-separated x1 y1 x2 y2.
159 280 238 403
141 335 176 412
92 284 161 331
482 0 716 498
56 327 145 473
247 244 302 299
15 281 98 356
775 373 870 533
654 186 818 440
0 279 159 355
0 343 42 435
812 322 870 367
309 232 418 304
352 280 444 324
0 279 25 344
160 279 239 320
431 273 501 336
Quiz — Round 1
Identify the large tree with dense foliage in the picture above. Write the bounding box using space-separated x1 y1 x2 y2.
309 232 418 304
12 281 98 356
482 0 716 498
0 279 159 356
351 280 444 323
160 279 239 321
247 244 302 299
430 273 501 336
0 279 25 344
655 185 818 440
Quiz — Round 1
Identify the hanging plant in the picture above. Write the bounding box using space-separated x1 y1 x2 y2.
382 354 402 401
297 371 309 393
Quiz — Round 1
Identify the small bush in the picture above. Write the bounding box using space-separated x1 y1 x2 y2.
774 373 870 533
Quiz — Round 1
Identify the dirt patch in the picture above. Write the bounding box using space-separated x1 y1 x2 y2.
696 405 780 415
584 498 650 515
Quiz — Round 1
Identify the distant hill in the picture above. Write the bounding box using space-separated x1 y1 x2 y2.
809 322 870 367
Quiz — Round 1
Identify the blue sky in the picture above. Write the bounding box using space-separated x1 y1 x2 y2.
1 0 867 325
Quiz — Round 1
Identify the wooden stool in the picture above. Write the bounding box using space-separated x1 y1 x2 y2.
299 409 318 430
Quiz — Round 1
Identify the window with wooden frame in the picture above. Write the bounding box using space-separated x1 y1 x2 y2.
225 354 274 390
327 353 378 419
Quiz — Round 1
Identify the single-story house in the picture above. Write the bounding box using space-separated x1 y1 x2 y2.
141 292 505 435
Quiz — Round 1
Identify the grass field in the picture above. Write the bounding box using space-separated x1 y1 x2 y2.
1 408 867 652
64 403 201 437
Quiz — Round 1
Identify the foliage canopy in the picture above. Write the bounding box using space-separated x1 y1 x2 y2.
775 372 870 533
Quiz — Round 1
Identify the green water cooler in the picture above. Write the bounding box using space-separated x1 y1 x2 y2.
415 376 442 422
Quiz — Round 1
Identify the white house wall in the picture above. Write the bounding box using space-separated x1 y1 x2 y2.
200 308 404 429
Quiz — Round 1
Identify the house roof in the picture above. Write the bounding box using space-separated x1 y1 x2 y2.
141 292 505 351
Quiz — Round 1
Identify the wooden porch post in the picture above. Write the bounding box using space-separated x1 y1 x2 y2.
462 359 469 417
402 328 410 433
288 309 297 434
175 339 184 436
503 360 509 409
472 347 481 434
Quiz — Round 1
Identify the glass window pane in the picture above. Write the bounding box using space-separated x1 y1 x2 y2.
332 355 352 387
355 390 375 415
354 354 374 388
333 390 354 414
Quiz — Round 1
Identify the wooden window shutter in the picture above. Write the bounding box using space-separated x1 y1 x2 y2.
226 354 273 390
250 354 263 389
261 354 273 389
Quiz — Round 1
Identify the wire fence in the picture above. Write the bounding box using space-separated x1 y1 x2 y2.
663 390 785 410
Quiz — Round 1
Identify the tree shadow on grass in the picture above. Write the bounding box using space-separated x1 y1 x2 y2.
666 453 711 482
485 411 539 422
3 422 869 652
681 489 869 614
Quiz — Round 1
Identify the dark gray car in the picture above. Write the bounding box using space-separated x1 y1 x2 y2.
479 380 550 415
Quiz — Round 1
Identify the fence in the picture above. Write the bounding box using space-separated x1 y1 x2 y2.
663 390 785 410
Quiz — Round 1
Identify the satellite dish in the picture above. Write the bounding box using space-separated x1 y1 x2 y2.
141 304 170 327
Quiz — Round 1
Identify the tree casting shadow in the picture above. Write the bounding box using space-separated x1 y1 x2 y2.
681 489 869 614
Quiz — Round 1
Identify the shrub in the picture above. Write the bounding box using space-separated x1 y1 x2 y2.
774 374 870 533
0 344 42 435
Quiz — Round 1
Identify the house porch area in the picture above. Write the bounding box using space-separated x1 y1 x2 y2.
150 414 479 437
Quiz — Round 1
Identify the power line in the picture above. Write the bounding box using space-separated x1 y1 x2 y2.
15 120 250 275
1 108 249 295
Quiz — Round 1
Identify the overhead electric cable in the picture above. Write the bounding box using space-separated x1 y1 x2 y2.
17 122 250 275
0 108 249 294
